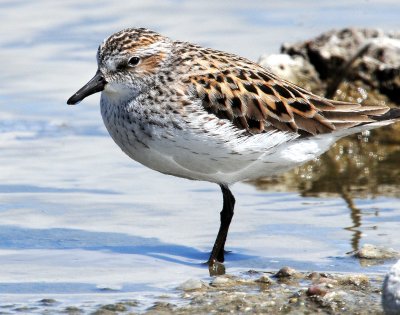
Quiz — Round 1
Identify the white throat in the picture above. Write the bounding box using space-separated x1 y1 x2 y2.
102 82 139 105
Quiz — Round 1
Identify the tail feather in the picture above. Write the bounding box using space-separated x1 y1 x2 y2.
371 107 400 122
318 98 400 132
325 106 400 139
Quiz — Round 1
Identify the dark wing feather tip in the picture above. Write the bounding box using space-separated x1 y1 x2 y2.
371 107 400 121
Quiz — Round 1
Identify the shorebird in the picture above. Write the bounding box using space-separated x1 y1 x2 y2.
67 28 400 272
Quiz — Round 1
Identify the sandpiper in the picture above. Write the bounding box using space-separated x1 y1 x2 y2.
67 28 400 272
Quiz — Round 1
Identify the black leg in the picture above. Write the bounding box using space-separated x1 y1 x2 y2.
208 184 235 266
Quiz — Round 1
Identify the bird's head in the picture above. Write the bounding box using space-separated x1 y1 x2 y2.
67 28 173 105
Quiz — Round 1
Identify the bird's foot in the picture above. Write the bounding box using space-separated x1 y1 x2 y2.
205 249 232 276
207 259 226 276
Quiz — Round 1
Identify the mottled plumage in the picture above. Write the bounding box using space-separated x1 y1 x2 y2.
67 28 400 272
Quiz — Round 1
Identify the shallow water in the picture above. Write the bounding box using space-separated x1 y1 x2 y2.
1 0 400 312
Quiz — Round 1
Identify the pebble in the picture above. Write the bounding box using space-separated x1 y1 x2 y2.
320 278 338 285
146 302 176 314
307 285 327 297
5 267 386 314
255 275 273 284
97 303 127 312
38 299 58 306
14 306 39 312
308 272 338 286
382 259 400 315
211 276 232 287
308 272 321 280
355 244 400 260
179 279 203 291
339 274 369 287
324 290 349 301
64 306 83 314
275 266 298 278
120 299 139 307
96 283 123 291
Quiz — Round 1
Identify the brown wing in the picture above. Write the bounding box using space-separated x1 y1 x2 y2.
188 63 389 136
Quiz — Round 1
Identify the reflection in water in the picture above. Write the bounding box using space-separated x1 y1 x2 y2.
248 118 400 251
342 189 362 251
247 70 400 251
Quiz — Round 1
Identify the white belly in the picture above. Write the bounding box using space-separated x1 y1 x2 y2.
100 95 337 185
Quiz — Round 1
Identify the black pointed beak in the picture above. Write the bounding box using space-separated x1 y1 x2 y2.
67 70 107 105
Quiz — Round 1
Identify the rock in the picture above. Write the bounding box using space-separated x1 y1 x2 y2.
255 274 273 284
38 298 58 306
275 266 298 278
120 299 139 307
178 279 203 291
307 285 327 297
258 53 322 92
307 272 322 280
382 260 400 315
338 274 369 287
96 283 122 291
317 277 338 286
9 269 389 314
211 276 232 287
307 272 338 287
13 306 39 313
97 303 127 312
323 290 350 303
244 269 260 275
146 302 176 314
63 306 83 314
355 244 400 260
279 27 400 104
265 300 276 307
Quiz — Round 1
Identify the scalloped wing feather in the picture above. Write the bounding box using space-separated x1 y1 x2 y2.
186 52 390 136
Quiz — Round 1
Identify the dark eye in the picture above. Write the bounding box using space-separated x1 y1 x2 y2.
128 56 140 66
